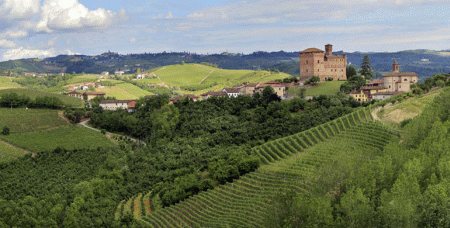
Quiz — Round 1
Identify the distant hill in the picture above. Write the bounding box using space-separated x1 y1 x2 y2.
0 49 449 81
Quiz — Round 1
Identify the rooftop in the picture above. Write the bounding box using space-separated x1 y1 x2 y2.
300 48 324 54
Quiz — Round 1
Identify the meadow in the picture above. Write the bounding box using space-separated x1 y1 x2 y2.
0 108 69 133
96 82 153 99
0 77 21 89
0 125 116 153
0 88 83 107
0 140 29 163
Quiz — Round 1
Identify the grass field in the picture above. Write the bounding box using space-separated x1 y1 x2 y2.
0 140 29 163
287 81 346 96
378 88 443 123
96 82 153 100
0 88 83 107
0 77 21 89
66 74 99 84
0 125 116 153
0 108 69 133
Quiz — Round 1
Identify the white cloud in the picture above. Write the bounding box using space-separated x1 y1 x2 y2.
4 30 28 38
64 49 81 55
36 0 128 32
0 0 40 20
129 38 137 43
0 40 16 48
152 11 174 19
3 47 55 60
184 0 450 29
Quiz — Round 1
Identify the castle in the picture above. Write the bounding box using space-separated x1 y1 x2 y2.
299 44 347 82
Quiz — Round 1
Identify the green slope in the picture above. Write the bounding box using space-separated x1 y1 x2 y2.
115 107 400 227
0 88 83 107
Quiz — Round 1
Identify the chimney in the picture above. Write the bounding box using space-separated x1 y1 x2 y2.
325 44 332 56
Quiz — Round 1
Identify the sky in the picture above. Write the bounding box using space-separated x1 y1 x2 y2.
0 0 450 61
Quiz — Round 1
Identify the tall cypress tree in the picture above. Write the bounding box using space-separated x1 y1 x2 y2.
359 55 373 80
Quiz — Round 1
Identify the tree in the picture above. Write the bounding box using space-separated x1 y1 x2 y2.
2 126 10 135
306 76 320 85
181 61 185 65
346 66 357 79
359 55 373 80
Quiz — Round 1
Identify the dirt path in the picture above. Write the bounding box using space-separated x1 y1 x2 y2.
78 120 146 146
371 107 382 121
199 70 215 84
0 137 36 157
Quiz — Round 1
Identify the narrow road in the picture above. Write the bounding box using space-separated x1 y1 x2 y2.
78 120 147 146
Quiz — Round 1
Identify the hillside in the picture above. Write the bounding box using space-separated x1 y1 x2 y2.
374 88 443 123
0 88 83 107
1 49 450 80
0 77 21 90
115 107 400 227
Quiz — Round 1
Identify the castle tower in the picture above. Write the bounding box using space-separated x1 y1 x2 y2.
325 44 333 56
393 60 399 73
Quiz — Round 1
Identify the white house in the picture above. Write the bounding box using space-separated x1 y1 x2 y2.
222 88 240 98
99 100 137 112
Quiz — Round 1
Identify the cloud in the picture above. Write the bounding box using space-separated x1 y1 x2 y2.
3 47 55 60
152 11 174 19
0 0 40 20
4 30 28 38
129 38 137 43
0 40 16 48
183 0 450 29
36 0 128 32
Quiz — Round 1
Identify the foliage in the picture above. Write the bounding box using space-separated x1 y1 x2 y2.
0 108 69 133
2 126 10 135
0 126 116 153
305 76 320 85
346 65 357 79
340 75 366 93
359 55 373 80
0 88 82 107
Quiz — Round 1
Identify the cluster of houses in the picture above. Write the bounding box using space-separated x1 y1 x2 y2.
349 61 419 102
201 81 295 100
67 91 106 101
22 72 65 78
67 82 101 91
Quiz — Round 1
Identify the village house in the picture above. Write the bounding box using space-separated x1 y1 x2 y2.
115 70 125 76
23 72 36 77
101 71 109 76
222 88 240 98
239 83 258 95
382 60 418 92
99 100 136 112
67 91 83 99
299 44 347 82
169 94 199 103
254 81 286 98
200 91 227 100
86 92 106 101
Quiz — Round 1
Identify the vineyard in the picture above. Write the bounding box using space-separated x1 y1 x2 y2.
0 108 69 134
0 140 29 163
0 126 117 153
0 88 83 107
115 107 400 227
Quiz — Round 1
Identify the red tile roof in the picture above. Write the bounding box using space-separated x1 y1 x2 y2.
367 79 384 85
223 88 240 93
300 48 324 53
67 91 81 94
360 86 387 90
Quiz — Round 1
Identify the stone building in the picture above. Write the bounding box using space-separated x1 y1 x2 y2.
299 44 347 82
382 60 418 92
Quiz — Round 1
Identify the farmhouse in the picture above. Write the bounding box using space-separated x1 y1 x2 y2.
255 81 286 98
299 44 347 82
100 100 136 112
222 88 240 98
67 91 83 99
169 94 199 103
200 91 227 100
86 92 105 101
239 83 258 95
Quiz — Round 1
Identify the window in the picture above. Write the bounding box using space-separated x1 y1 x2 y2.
306 69 308 72
404 78 408 81
306 60 309 64
317 60 320 63
389 85 391 88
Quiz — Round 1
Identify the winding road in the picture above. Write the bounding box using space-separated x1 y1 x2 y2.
78 120 147 146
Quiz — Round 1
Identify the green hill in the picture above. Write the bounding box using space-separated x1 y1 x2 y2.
114 107 400 227
0 77 21 89
0 88 83 107
287 81 346 96
151 64 291 95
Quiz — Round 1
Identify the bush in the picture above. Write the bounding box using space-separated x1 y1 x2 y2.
400 118 412 128
2 126 10 135
101 129 106 134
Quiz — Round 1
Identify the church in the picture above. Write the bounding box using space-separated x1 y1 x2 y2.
299 44 347 82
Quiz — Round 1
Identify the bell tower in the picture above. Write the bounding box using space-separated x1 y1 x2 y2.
393 60 399 73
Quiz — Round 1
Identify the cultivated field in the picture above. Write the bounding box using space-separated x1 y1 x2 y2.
1 125 116 153
115 107 400 227
0 77 21 89
96 82 153 99
377 88 443 123
0 88 83 107
0 140 29 163
0 108 69 134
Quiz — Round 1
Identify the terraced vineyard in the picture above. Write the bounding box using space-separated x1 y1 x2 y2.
115 107 400 227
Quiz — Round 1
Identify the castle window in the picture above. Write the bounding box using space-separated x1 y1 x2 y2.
404 78 408 81
306 69 308 72
306 60 308 64
317 60 320 63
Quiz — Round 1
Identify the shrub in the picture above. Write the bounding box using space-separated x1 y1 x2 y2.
101 129 106 134
2 126 10 135
400 118 412 128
